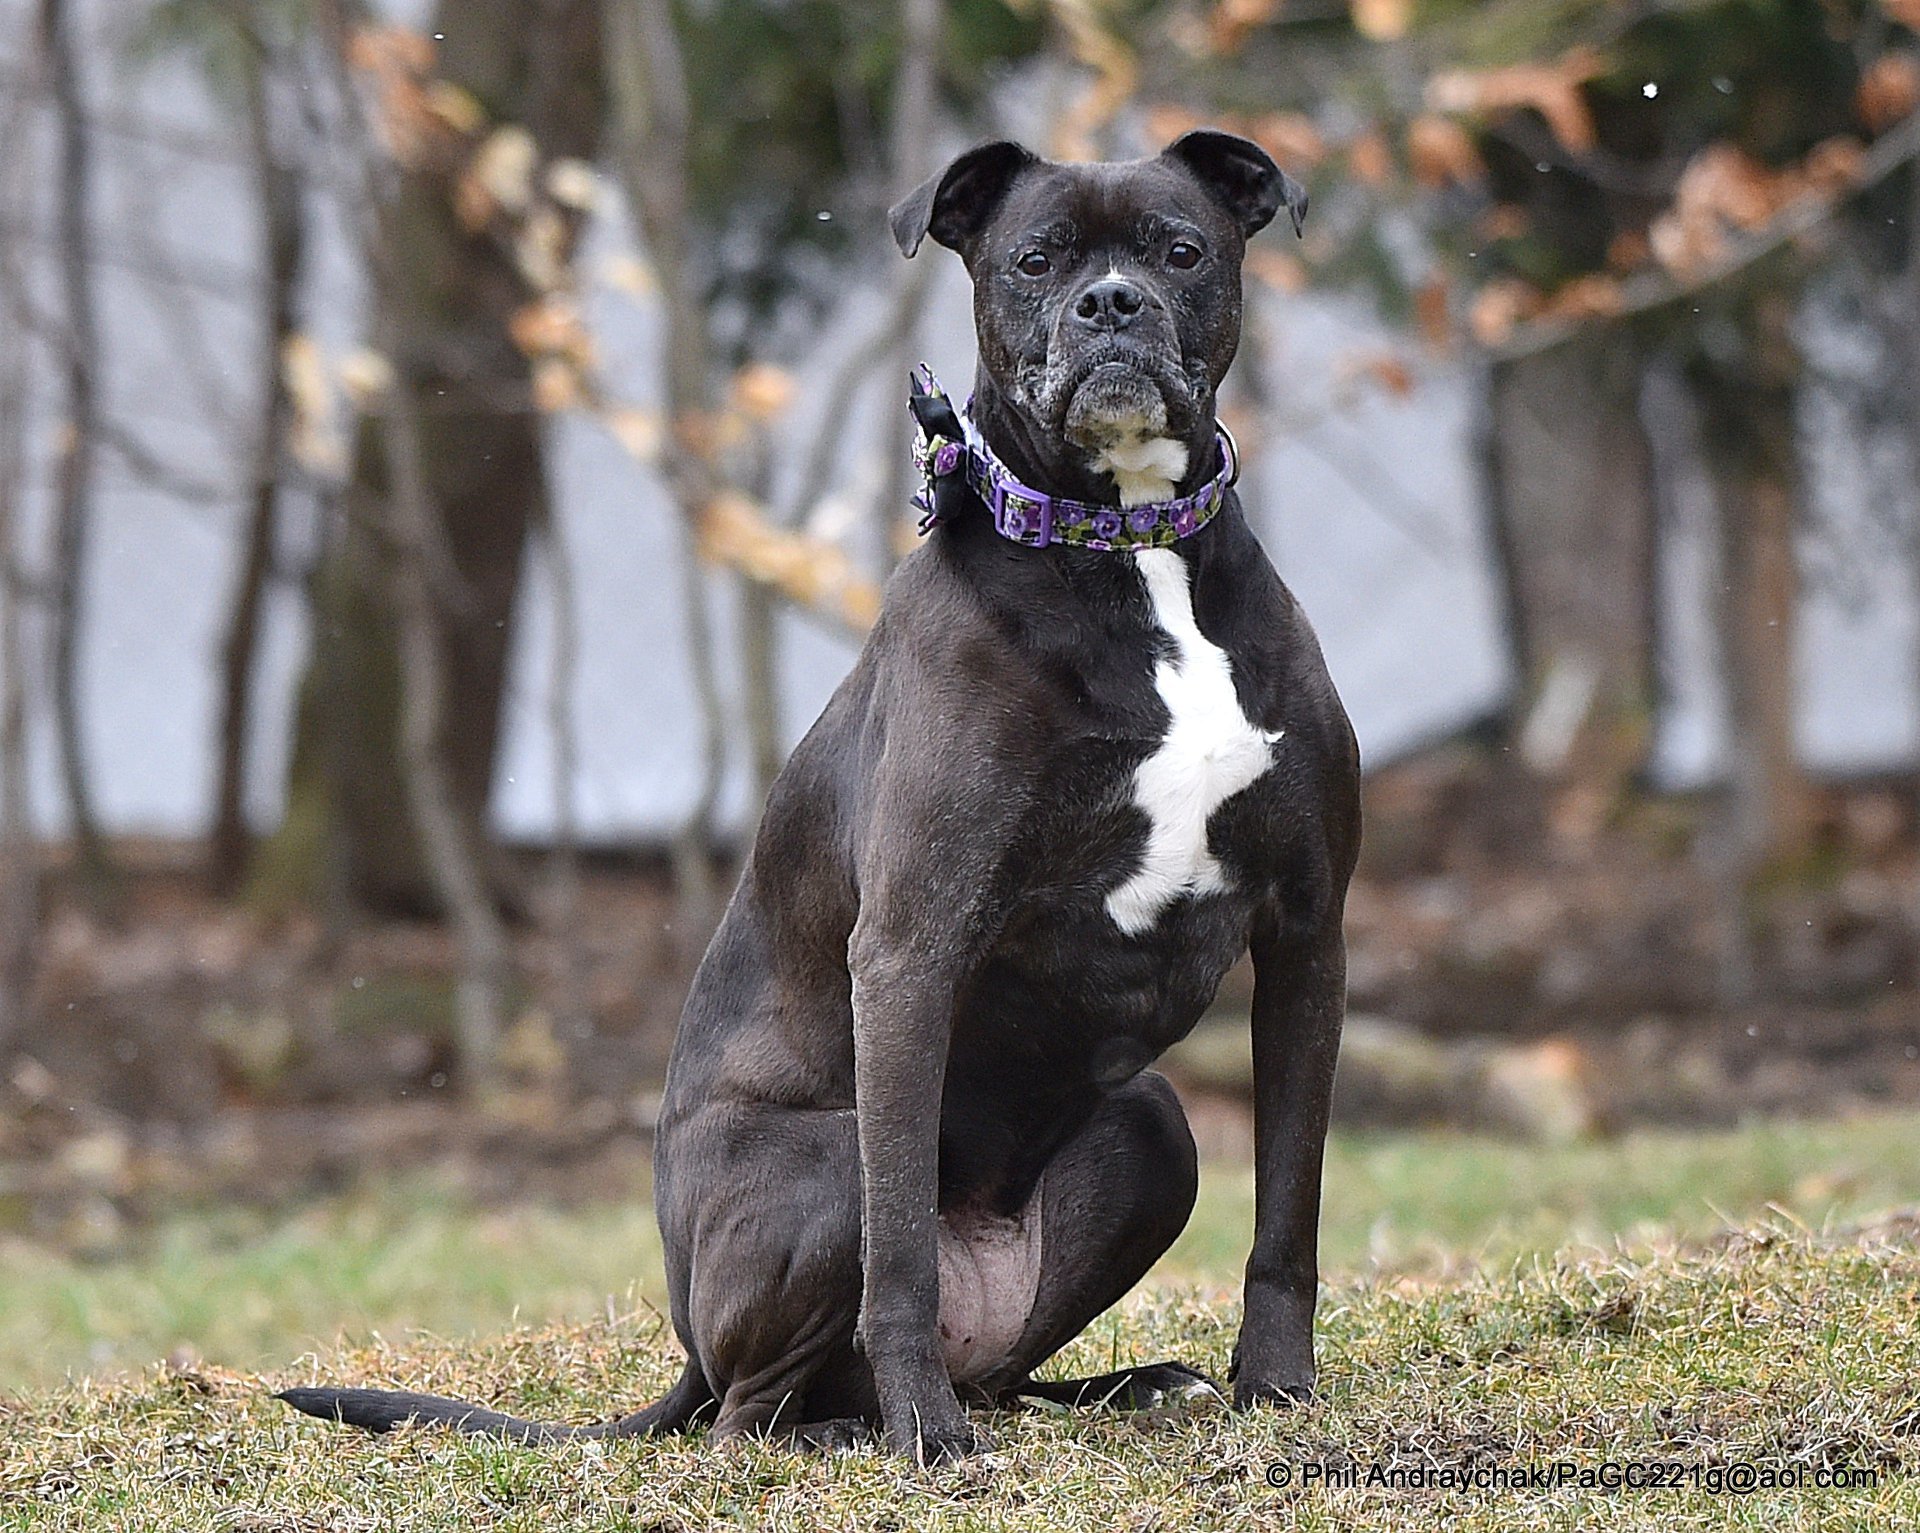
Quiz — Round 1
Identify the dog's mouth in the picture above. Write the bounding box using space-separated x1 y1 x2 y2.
1047 348 1195 452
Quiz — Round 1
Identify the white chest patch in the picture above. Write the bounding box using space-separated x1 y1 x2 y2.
1105 549 1281 936
1090 435 1188 508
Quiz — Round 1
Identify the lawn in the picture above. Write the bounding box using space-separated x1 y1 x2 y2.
2 1111 1917 1529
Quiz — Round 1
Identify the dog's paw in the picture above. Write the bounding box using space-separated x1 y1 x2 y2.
788 1416 876 1453
890 1411 978 1466
1231 1374 1315 1412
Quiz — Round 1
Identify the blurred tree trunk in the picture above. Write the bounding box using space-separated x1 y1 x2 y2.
1688 285 1811 1005
0 232 32 1060
604 0 724 946
260 0 602 917
210 18 305 895
39 0 112 905
1482 336 1656 781
1905 159 1920 990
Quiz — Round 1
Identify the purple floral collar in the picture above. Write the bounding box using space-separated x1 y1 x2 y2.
908 364 1238 552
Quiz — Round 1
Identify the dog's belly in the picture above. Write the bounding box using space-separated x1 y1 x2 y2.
1106 549 1278 936
936 1200 1042 1384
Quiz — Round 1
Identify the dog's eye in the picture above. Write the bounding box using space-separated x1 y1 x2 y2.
1167 241 1203 270
1016 251 1052 277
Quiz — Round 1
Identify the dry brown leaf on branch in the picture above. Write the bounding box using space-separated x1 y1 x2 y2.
1252 111 1328 170
1337 349 1418 397
1855 52 1920 133
1408 114 1485 188
345 21 432 77
532 359 582 414
1347 127 1395 186
345 25 450 166
1245 246 1310 293
509 299 594 368
1147 106 1325 170
1468 278 1544 347
456 125 538 231
1541 274 1624 323
338 347 396 405
1414 275 1452 347
1607 228 1651 272
424 82 485 136
1680 143 1783 228
1044 0 1139 161
699 493 882 630
1801 135 1866 196
1644 138 1860 279
546 159 602 213
1476 204 1530 241
282 334 345 476
728 364 798 424
1144 102 1206 146
605 408 663 464
1647 142 1776 275
1427 47 1603 155
514 207 569 293
1205 0 1284 55
1351 0 1412 42
601 255 657 297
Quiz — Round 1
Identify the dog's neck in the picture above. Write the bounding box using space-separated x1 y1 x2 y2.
969 372 1219 510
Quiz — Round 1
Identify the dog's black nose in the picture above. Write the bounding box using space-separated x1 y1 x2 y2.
1073 278 1146 330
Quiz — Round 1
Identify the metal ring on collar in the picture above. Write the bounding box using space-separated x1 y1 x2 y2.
1216 420 1241 488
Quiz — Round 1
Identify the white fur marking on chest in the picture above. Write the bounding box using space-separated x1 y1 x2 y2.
1105 549 1280 936
1091 435 1188 507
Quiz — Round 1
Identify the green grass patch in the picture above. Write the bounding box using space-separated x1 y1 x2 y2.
3 1223 1915 1530
6 1111 1920 1393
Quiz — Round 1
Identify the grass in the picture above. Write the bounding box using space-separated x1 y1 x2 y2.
2 1112 1918 1528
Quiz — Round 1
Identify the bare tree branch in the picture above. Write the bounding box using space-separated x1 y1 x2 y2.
1490 110 1920 365
537 506 587 1039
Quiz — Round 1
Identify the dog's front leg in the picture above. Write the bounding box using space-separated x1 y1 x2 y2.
1233 911 1347 1408
848 932 973 1463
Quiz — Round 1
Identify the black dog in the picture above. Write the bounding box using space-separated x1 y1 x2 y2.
280 129 1359 1465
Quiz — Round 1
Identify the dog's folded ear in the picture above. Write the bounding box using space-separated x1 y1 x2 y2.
890 141 1040 259
1162 129 1309 239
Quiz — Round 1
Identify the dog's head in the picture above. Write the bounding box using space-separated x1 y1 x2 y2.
891 131 1305 505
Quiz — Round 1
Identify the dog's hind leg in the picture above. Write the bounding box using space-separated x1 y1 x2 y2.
669 1103 875 1442
276 1353 716 1442
979 1072 1218 1410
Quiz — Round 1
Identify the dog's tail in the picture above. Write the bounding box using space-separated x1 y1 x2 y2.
275 1356 715 1444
